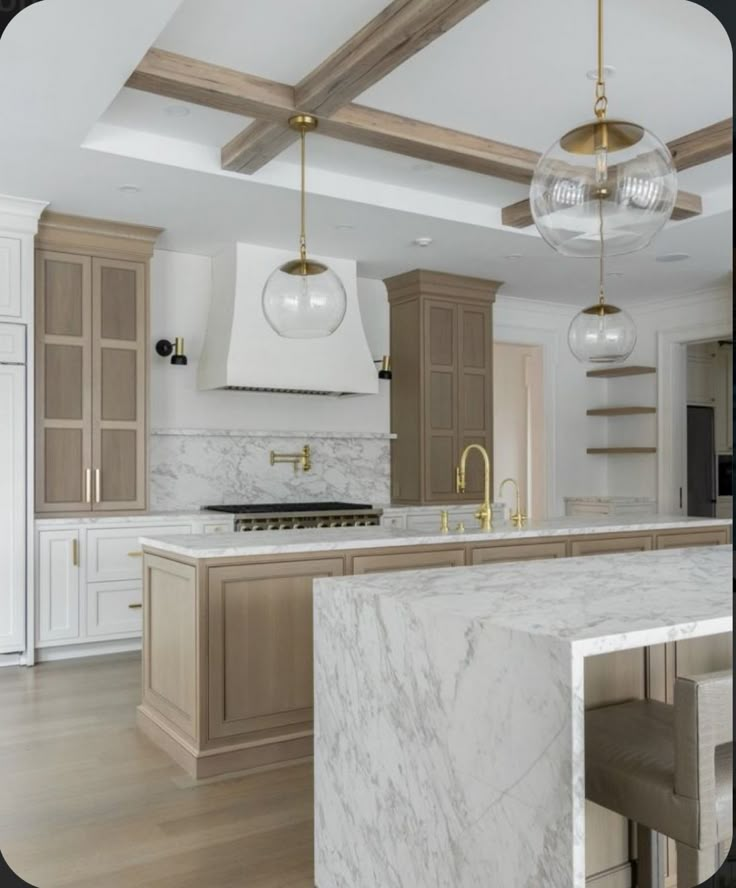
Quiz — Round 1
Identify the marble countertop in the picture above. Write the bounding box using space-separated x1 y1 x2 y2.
34 511 234 527
140 513 731 559
317 544 732 656
313 545 732 888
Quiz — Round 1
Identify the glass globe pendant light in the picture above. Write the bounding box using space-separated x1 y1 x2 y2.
531 0 677 258
568 202 636 364
262 115 347 338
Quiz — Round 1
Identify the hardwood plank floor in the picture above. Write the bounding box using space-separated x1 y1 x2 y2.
0 654 314 888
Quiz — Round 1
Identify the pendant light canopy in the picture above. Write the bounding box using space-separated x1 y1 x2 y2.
568 204 636 364
262 115 347 339
531 0 677 258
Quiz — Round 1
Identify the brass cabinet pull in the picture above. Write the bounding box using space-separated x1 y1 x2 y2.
128 603 142 609
85 468 92 504
72 538 79 567
94 468 101 504
127 551 143 558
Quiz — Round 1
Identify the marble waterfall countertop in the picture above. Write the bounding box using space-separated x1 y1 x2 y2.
139 513 731 559
313 545 732 888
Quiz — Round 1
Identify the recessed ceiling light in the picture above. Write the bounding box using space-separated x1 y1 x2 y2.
656 252 690 263
586 64 616 81
607 271 624 277
164 104 190 117
504 253 523 261
334 224 355 231
118 184 141 193
411 161 434 172
413 237 433 247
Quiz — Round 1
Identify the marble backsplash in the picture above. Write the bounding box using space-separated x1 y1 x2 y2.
149 429 392 511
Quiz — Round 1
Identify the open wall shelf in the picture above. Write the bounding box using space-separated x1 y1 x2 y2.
586 366 656 378
587 447 657 455
587 407 657 416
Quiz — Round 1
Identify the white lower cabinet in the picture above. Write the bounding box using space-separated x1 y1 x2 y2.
86 580 143 638
36 516 232 653
37 530 80 643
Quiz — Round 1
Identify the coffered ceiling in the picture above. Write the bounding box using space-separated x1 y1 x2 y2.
0 0 731 304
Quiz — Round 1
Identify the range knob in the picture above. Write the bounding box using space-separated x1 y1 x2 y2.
329 521 340 528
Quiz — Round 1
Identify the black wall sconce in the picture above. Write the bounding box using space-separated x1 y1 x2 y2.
156 337 188 366
374 355 392 380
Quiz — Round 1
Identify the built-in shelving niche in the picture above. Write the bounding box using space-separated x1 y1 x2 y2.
587 366 657 455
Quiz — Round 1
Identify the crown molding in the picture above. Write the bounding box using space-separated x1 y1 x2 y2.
36 211 164 261
0 194 49 234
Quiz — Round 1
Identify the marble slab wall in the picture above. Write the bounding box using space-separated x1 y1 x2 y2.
149 429 391 510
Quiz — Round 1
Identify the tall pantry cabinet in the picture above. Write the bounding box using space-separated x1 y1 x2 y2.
35 214 161 515
385 270 500 505
0 196 47 658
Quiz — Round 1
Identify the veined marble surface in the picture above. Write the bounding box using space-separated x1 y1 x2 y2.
149 430 391 511
140 513 730 559
314 546 732 888
35 511 233 529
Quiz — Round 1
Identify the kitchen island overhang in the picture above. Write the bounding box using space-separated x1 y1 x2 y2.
313 545 732 888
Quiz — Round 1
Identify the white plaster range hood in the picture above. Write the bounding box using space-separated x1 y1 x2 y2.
198 243 378 396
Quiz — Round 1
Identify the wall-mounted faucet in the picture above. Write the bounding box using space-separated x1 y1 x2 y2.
270 445 311 474
499 477 527 528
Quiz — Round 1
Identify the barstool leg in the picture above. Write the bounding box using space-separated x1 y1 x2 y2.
637 825 666 888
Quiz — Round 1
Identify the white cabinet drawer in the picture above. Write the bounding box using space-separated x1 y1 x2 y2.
0 237 21 319
37 530 80 643
86 524 192 582
0 323 24 362
86 580 142 637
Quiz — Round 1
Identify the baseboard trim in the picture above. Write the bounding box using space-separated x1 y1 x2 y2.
36 639 142 662
136 705 314 779
586 862 633 887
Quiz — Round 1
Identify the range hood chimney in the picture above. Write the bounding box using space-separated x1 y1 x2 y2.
198 243 378 396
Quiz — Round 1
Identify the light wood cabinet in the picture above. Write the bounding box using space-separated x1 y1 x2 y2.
351 547 465 574
471 540 566 564
570 534 653 557
207 558 344 741
655 527 729 548
34 214 161 515
385 270 500 504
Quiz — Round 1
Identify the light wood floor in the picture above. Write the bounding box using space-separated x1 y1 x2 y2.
0 654 314 888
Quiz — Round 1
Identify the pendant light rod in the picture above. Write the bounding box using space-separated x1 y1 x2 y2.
594 0 607 120
288 113 319 273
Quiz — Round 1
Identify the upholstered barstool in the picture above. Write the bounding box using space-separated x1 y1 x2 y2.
585 670 733 888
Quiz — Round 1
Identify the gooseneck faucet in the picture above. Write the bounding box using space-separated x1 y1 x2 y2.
499 477 527 528
456 444 493 531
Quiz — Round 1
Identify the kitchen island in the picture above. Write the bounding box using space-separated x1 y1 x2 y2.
137 514 730 780
313 545 732 888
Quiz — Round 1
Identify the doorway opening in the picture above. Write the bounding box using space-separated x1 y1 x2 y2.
685 340 732 519
493 342 546 520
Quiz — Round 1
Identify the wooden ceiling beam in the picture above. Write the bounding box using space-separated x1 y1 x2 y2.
126 48 295 122
221 0 490 173
501 190 704 229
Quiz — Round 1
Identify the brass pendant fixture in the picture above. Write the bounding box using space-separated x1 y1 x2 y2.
262 114 347 338
568 202 636 364
531 0 677 258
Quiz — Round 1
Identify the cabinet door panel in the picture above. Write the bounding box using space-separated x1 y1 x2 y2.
655 528 729 548
352 549 465 574
87 524 192 582
207 558 344 741
92 258 146 511
424 299 459 502
0 365 25 652
570 534 653 557
471 541 566 564
0 236 21 318
86 580 143 638
35 251 92 513
37 530 80 642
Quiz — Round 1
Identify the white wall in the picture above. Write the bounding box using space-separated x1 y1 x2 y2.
150 250 390 433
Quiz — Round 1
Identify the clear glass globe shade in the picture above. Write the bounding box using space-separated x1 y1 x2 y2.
531 120 677 258
568 304 637 364
262 261 347 339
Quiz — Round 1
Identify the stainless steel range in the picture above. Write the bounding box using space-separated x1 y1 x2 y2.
204 502 383 532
